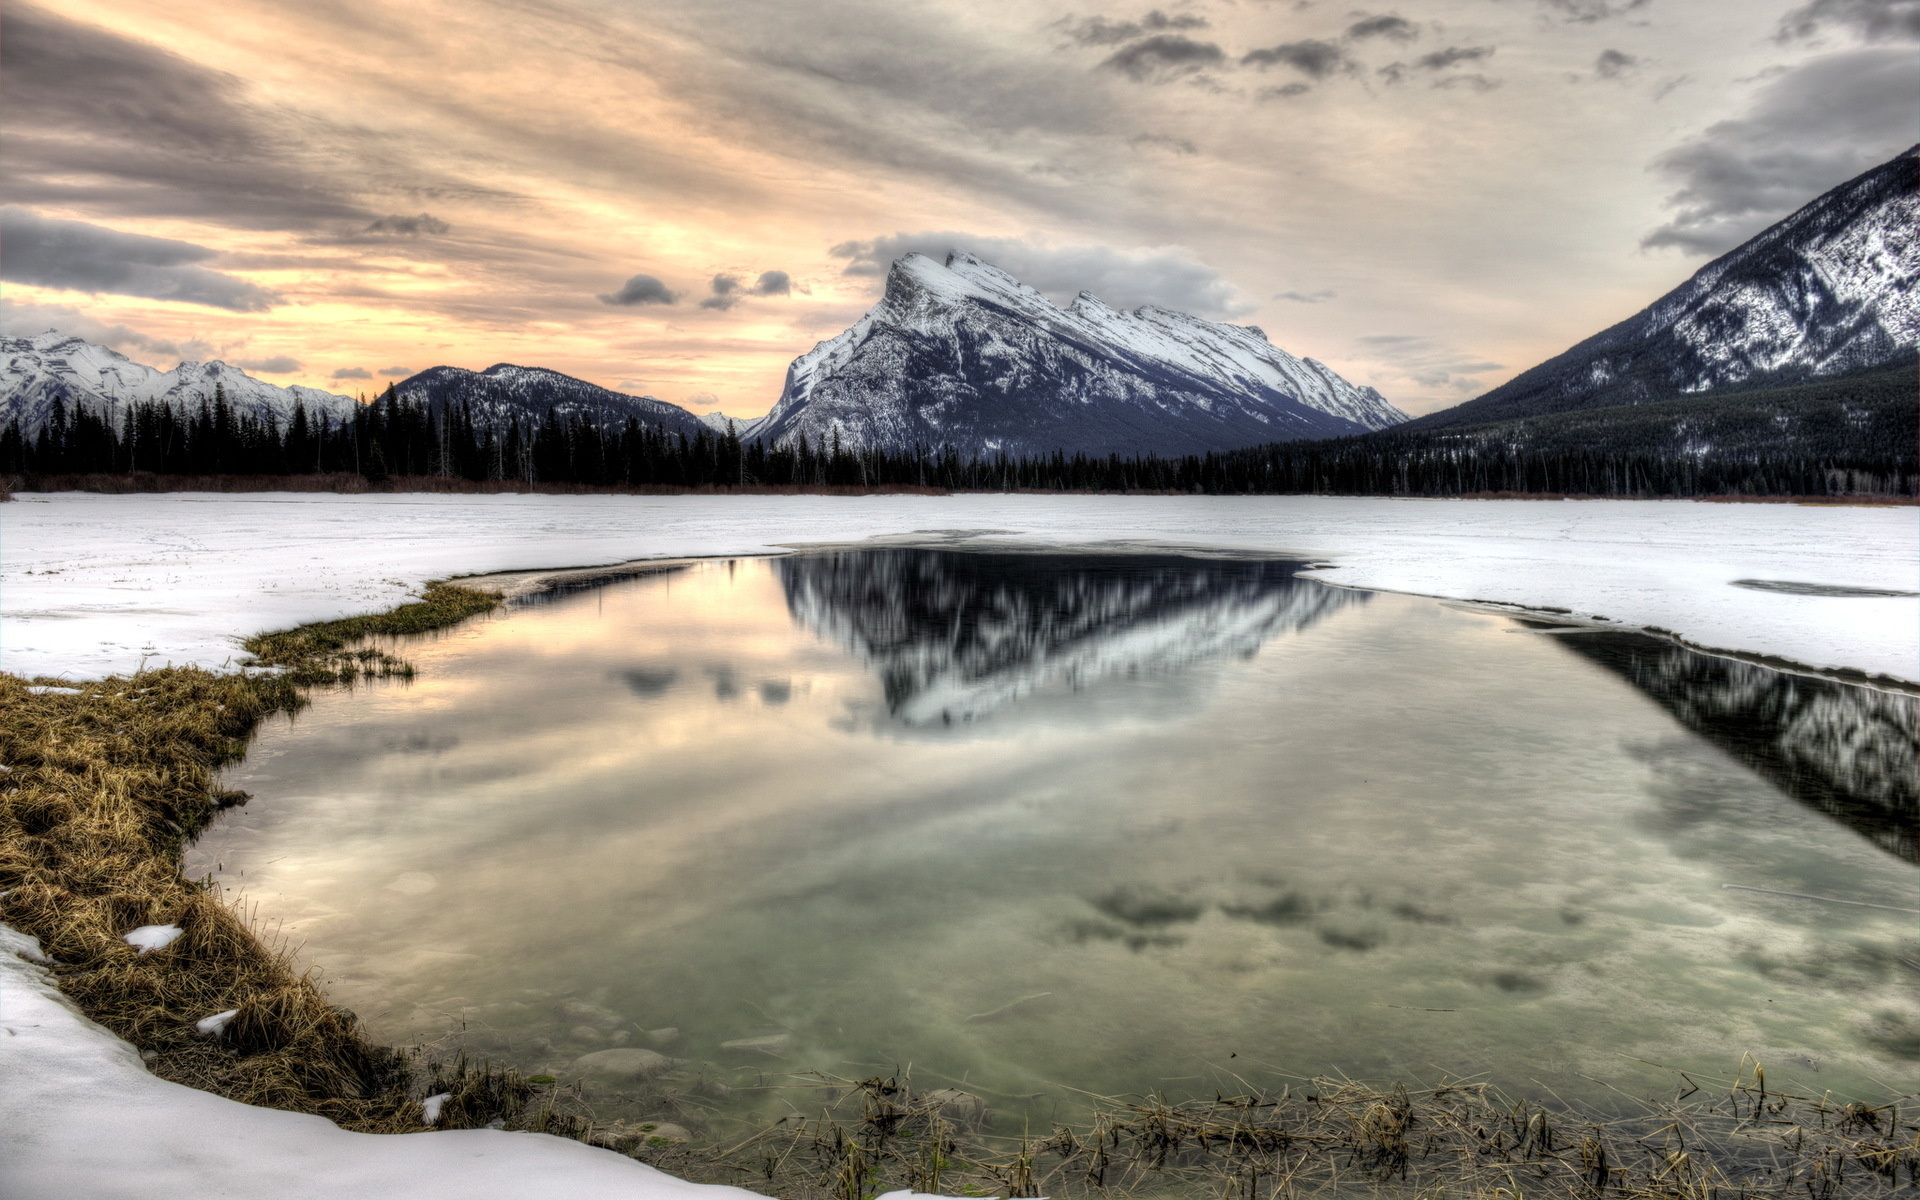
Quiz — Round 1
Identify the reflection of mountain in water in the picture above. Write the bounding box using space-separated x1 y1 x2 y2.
1556 631 1918 863
777 551 1359 725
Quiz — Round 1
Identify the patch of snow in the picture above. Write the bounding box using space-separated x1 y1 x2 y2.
421 1093 452 1125
0 493 1912 684
122 924 182 955
0 923 782 1199
22 685 81 695
194 1009 239 1038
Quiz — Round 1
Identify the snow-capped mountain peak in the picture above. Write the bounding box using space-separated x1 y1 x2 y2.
1 333 358 434
754 249 1406 457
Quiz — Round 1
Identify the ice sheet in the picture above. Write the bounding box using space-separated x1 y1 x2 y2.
3 492 1912 683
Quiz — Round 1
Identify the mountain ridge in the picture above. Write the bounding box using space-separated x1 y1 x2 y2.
393 363 709 439
751 250 1407 458
1 332 358 433
1415 145 1919 430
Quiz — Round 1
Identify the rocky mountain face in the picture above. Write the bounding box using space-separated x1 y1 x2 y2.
1 333 357 433
394 364 709 439
1417 145 1919 430
753 251 1406 458
777 549 1360 725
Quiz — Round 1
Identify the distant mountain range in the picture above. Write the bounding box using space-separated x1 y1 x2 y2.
1415 144 1918 432
5 147 1911 469
753 250 1407 457
0 333 357 433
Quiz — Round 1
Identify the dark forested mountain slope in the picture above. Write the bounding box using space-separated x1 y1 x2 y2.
394 363 708 438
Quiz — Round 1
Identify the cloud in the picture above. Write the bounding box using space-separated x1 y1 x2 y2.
1275 289 1337 303
379 366 414 377
331 366 372 379
1536 0 1651 23
699 273 742 310
598 273 678 306
829 233 1254 316
0 4 371 230
1354 334 1502 392
0 296 214 359
1380 45 1497 84
0 207 280 311
1414 46 1496 70
236 355 301 374
1058 10 1209 47
1344 15 1419 41
1241 40 1352 78
1641 47 1920 254
1129 133 1199 154
682 391 722 409
362 213 453 236
1433 74 1501 91
1259 83 1315 99
699 269 790 309
1777 0 1920 42
1100 35 1226 82
1593 49 1641 78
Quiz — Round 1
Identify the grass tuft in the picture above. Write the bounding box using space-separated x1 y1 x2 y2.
0 584 504 1132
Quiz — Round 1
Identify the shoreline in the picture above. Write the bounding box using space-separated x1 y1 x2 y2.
5 472 1917 505
5 555 1917 1197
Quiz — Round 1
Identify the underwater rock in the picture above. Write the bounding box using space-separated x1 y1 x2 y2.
555 998 625 1028
720 1033 791 1055
574 1047 677 1079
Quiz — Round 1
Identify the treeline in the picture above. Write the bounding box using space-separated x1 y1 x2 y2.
4 382 1913 498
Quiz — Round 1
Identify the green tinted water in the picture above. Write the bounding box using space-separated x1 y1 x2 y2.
190 551 1919 1130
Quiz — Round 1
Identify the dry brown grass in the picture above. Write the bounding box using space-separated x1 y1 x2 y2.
0 585 515 1132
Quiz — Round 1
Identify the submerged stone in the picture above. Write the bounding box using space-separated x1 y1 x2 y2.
720 1033 790 1055
574 1047 675 1079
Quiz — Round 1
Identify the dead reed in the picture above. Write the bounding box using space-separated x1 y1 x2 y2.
642 1067 1917 1200
0 584 515 1132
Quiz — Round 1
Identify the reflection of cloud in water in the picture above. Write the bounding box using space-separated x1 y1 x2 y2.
615 667 678 696
1551 631 1919 863
777 551 1360 725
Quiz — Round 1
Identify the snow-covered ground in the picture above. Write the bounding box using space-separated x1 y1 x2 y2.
2 490 1914 1196
0 929 784 1200
3 491 1915 684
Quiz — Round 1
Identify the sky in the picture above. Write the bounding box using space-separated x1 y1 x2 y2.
1 0 1915 417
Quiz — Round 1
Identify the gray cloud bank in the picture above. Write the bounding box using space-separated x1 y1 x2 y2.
0 207 279 310
1643 47 1919 253
1776 0 1920 43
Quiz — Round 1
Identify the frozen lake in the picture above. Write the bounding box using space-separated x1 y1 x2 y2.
189 549 1919 1132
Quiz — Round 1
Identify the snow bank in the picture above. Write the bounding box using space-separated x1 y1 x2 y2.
0 925 778 1200
3 492 1913 684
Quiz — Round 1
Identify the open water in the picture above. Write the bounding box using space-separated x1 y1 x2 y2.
189 550 1920 1128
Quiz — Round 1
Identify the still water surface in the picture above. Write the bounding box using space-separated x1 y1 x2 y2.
190 551 1919 1125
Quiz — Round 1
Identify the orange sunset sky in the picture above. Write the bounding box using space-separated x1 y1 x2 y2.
3 0 1915 416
